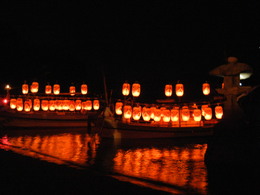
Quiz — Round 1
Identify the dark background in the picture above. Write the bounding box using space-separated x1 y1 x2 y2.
1 1 260 100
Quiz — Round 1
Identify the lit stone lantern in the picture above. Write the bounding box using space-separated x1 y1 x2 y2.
24 99 32 112
132 83 141 97
16 98 23 111
181 108 190 121
81 84 88 95
122 82 130 96
153 108 161 122
115 101 123 115
10 98 17 109
204 107 212 120
22 83 29 94
45 84 52 94
176 83 184 97
171 108 179 122
85 100 92 110
123 105 132 119
41 100 49 111
202 82 210 95
70 85 76 96
93 99 100 110
49 100 56 111
162 109 171 122
132 106 142 120
30 82 39 94
165 84 173 97
193 108 202 121
75 100 82 110
142 107 151 121
69 100 75 111
33 98 40 111
53 84 60 95
215 105 223 119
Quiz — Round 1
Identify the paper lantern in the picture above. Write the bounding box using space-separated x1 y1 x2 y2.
204 107 212 120
142 107 151 121
123 105 132 119
24 99 32 112
81 101 87 110
115 101 123 115
193 108 202 121
22 83 29 94
10 98 17 109
81 84 88 95
181 108 190 121
171 108 179 122
175 83 184 97
69 100 75 111
75 100 82 110
201 105 208 116
165 84 172 97
30 82 39 93
132 83 141 97
70 86 76 96
202 82 210 95
49 100 56 111
149 106 156 119
122 82 130 96
132 106 141 120
55 100 63 110
33 99 40 111
153 109 161 122
63 100 70 110
53 84 60 95
16 98 23 111
215 105 223 119
45 84 52 94
41 100 49 111
162 109 171 122
93 99 100 110
85 100 92 110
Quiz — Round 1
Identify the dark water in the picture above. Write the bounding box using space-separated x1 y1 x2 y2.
0 129 211 194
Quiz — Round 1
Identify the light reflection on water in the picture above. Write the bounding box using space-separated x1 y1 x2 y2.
0 130 208 194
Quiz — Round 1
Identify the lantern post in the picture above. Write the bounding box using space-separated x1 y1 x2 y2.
5 84 11 100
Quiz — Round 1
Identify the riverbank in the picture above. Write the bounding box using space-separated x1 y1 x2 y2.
0 149 170 194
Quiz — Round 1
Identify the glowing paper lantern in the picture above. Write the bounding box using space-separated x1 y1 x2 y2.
142 107 151 121
55 100 63 110
93 99 100 110
204 107 212 120
123 105 132 119
49 100 56 111
81 101 87 110
30 82 39 93
115 101 123 115
162 109 171 122
181 108 190 121
10 99 17 109
69 100 75 111
85 100 92 110
41 100 49 111
81 84 88 95
171 108 179 122
45 84 52 94
175 83 184 97
22 83 29 94
53 84 60 95
70 85 76 96
149 106 156 119
16 98 23 111
153 109 161 122
202 82 210 95
75 100 82 110
63 100 70 110
33 99 40 111
165 84 172 97
122 82 130 96
201 105 208 116
193 108 202 121
132 83 141 97
24 99 32 112
215 105 223 119
132 106 142 120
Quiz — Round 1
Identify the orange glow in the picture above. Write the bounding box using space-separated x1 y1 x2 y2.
165 84 172 97
193 108 202 121
41 100 49 111
132 106 141 120
75 100 82 110
22 83 29 94
93 99 100 110
81 84 88 95
10 98 17 109
202 83 210 95
122 82 130 96
53 84 60 95
30 82 39 93
175 83 184 97
204 107 212 120
115 102 123 115
49 100 56 111
24 99 32 112
16 98 23 111
45 84 52 94
149 106 156 119
85 100 92 110
181 108 190 121
142 107 151 121
123 105 132 119
162 109 171 122
171 108 179 122
70 86 76 96
153 108 161 122
132 83 141 97
215 105 223 119
33 98 40 111
63 100 70 110
69 100 75 111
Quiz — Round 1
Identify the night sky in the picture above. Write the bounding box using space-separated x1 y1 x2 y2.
1 1 260 100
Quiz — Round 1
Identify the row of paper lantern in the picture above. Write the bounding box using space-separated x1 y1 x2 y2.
9 98 99 112
122 82 211 97
115 102 223 122
22 82 88 95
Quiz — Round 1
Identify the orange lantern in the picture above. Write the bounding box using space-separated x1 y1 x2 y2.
204 107 212 120
153 108 161 122
16 98 23 111
85 100 92 110
142 107 151 121
123 105 132 119
165 84 172 97
215 105 223 119
175 83 184 97
81 101 87 110
70 85 76 96
202 82 210 95
30 82 39 93
63 100 70 110
81 84 88 95
10 98 17 109
132 83 141 97
55 100 63 110
75 100 82 110
115 101 123 115
33 98 40 111
132 106 141 120
41 100 49 111
162 109 171 122
69 100 75 111
122 82 130 96
181 108 190 121
171 108 179 122
53 84 60 95
45 84 52 94
24 99 32 112
93 99 100 110
193 108 202 121
149 106 156 119
22 83 29 94
201 105 208 116
49 100 56 111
